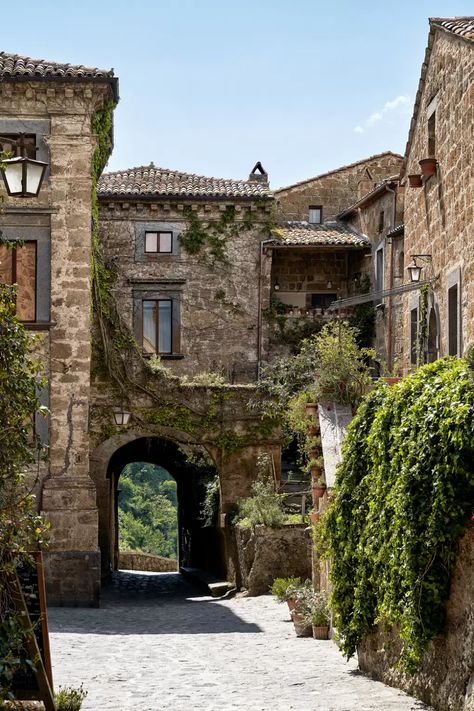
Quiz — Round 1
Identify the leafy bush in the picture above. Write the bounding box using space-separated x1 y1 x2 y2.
270 576 301 602
323 357 474 672
235 455 286 528
54 684 88 711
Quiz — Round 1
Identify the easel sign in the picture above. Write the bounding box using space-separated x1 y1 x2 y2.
5 551 56 711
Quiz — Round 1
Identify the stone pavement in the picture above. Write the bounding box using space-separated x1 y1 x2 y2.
48 571 432 711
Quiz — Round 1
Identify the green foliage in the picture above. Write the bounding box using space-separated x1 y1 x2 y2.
200 474 220 527
270 576 301 602
235 454 286 528
322 357 474 672
118 463 178 558
294 586 330 626
54 684 88 711
0 284 49 701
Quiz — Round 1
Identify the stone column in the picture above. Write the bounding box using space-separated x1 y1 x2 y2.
41 117 100 605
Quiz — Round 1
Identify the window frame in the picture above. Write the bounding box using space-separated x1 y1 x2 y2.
144 231 173 255
135 222 181 262
133 286 183 358
0 240 38 321
308 205 322 224
447 267 462 357
142 297 174 355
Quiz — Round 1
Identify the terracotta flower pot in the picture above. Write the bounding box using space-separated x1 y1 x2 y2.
384 377 401 386
307 425 319 436
309 511 320 525
305 403 318 417
312 484 326 502
312 625 329 640
287 598 296 612
292 612 312 637
310 466 323 480
408 174 423 188
419 158 437 177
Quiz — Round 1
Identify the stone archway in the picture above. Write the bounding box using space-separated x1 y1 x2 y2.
90 433 223 582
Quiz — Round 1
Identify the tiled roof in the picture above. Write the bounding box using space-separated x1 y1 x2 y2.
98 164 272 200
275 152 403 193
431 17 474 41
271 221 369 247
0 52 118 98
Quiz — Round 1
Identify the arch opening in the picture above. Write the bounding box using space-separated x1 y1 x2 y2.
101 436 224 583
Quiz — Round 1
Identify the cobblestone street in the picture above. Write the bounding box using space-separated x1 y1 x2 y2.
48 571 431 711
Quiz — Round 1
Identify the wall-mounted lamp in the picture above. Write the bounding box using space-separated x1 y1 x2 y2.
273 279 280 291
113 408 132 426
407 254 432 283
0 134 47 198
326 280 333 289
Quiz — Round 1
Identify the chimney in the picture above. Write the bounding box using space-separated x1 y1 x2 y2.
248 161 269 186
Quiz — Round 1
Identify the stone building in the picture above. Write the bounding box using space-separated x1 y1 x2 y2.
0 52 118 604
399 17 474 370
275 151 403 223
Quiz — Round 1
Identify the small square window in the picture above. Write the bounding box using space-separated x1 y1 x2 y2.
145 231 173 254
308 206 322 224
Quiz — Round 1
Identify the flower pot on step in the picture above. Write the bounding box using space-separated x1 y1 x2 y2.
312 625 329 640
419 158 437 177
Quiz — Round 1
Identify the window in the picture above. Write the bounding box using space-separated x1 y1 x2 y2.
0 242 37 321
410 307 418 364
378 210 384 234
143 299 173 354
145 231 173 254
308 206 322 224
310 293 337 310
428 112 436 157
375 247 384 292
448 284 459 355
0 134 36 159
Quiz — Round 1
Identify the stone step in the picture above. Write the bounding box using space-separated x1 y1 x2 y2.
180 567 233 597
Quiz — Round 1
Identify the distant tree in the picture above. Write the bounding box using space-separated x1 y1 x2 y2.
118 463 178 558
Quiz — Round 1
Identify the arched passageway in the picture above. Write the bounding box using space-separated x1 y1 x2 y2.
98 436 224 583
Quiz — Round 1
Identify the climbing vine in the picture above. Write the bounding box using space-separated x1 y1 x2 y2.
322 357 474 672
416 283 431 366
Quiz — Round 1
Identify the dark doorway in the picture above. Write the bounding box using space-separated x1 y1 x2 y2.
104 437 224 582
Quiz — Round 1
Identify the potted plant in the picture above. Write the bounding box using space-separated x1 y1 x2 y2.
419 158 437 177
312 479 326 503
270 576 301 614
291 580 314 637
408 174 423 188
308 591 330 640
305 402 318 417
308 509 320 525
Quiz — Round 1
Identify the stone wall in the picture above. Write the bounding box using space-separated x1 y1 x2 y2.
275 152 403 222
358 527 474 711
0 78 116 606
233 524 312 596
98 201 273 383
119 551 178 572
401 28 474 370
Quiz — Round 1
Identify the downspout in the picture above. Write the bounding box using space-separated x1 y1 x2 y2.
385 184 397 371
257 239 274 380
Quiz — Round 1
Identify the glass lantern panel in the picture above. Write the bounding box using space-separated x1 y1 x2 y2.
3 160 23 195
25 160 45 196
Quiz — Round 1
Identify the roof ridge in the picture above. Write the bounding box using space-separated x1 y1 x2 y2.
274 151 403 192
101 164 257 185
0 50 114 76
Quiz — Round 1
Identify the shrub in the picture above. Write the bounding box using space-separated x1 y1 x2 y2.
270 577 301 602
235 455 286 528
54 684 88 711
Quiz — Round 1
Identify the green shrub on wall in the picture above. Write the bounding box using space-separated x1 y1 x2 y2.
323 357 474 672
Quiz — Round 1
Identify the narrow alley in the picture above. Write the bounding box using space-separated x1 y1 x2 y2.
49 571 431 711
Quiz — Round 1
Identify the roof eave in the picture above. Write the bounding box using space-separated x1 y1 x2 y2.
337 180 399 219
1 73 119 102
97 191 273 203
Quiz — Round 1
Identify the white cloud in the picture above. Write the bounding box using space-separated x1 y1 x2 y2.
354 95 411 134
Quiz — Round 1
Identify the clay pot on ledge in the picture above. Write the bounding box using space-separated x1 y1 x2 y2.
419 158 437 177
408 174 423 188
291 611 312 638
312 483 327 502
312 625 329 640
309 511 320 525
310 466 323 480
383 376 402 387
305 402 318 417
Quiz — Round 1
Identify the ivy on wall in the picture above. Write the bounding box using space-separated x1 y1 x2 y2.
322 357 474 672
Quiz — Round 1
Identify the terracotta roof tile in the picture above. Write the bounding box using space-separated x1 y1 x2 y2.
98 164 272 200
272 221 369 247
431 17 474 41
0 51 114 79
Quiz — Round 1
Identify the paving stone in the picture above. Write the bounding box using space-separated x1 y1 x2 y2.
48 571 432 711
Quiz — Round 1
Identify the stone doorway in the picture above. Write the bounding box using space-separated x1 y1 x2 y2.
93 435 224 586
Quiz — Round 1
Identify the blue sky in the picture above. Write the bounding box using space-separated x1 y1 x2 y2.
2 1 473 187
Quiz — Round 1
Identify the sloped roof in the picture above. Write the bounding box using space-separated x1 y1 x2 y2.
430 17 474 41
275 152 403 193
0 51 118 98
337 177 399 219
271 221 369 248
402 17 474 174
98 164 272 200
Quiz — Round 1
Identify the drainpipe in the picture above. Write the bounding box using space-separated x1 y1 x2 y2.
385 184 397 371
257 239 274 380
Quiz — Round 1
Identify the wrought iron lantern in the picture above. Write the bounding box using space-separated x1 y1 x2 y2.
113 408 132 426
407 254 432 283
0 134 47 198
